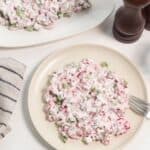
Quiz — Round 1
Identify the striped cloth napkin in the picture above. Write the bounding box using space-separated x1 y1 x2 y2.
0 58 26 139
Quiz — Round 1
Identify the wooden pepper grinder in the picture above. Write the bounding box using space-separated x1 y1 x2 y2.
145 5 150 30
113 0 150 43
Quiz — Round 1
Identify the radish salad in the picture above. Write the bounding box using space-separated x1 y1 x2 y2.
0 0 91 31
44 59 130 145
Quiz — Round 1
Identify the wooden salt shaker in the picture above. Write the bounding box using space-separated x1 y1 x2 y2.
145 5 150 30
113 0 150 43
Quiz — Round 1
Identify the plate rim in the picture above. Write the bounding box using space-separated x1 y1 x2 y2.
28 43 148 150
0 0 115 48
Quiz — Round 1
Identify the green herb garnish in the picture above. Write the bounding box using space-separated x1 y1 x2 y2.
68 118 75 123
62 83 68 89
63 13 71 17
82 139 88 145
26 26 35 31
100 62 108 68
56 95 63 105
9 23 17 28
36 0 43 5
91 87 96 92
113 83 117 89
62 82 71 89
57 12 63 18
60 134 68 143
16 7 25 18
124 80 128 86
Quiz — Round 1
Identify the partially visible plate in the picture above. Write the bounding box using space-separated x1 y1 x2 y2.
0 0 114 48
28 44 148 150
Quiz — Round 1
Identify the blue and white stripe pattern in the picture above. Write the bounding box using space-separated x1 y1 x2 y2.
0 58 26 139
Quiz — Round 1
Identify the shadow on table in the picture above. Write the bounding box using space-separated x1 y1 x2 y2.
97 9 115 39
22 62 56 150
135 43 150 75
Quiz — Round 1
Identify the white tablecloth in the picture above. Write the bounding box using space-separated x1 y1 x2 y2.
0 1 150 149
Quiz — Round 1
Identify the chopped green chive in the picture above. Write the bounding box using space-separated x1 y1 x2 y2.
113 83 117 89
56 95 63 105
62 83 67 89
16 7 25 18
57 12 63 18
124 80 128 86
91 87 96 92
63 13 71 17
9 23 17 28
68 118 75 123
62 83 71 89
60 134 68 143
100 62 108 67
82 139 88 145
26 26 35 31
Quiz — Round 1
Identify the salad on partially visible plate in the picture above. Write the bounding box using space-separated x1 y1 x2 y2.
0 0 115 47
0 0 91 31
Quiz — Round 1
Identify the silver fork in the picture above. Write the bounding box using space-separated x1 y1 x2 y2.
129 95 150 119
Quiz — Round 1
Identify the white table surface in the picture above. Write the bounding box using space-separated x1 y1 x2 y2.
0 1 150 149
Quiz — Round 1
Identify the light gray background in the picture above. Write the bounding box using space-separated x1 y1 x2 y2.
0 0 150 149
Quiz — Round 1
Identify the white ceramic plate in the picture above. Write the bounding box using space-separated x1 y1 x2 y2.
0 0 114 48
28 44 147 150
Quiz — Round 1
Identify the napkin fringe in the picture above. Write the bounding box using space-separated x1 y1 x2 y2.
0 125 11 139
